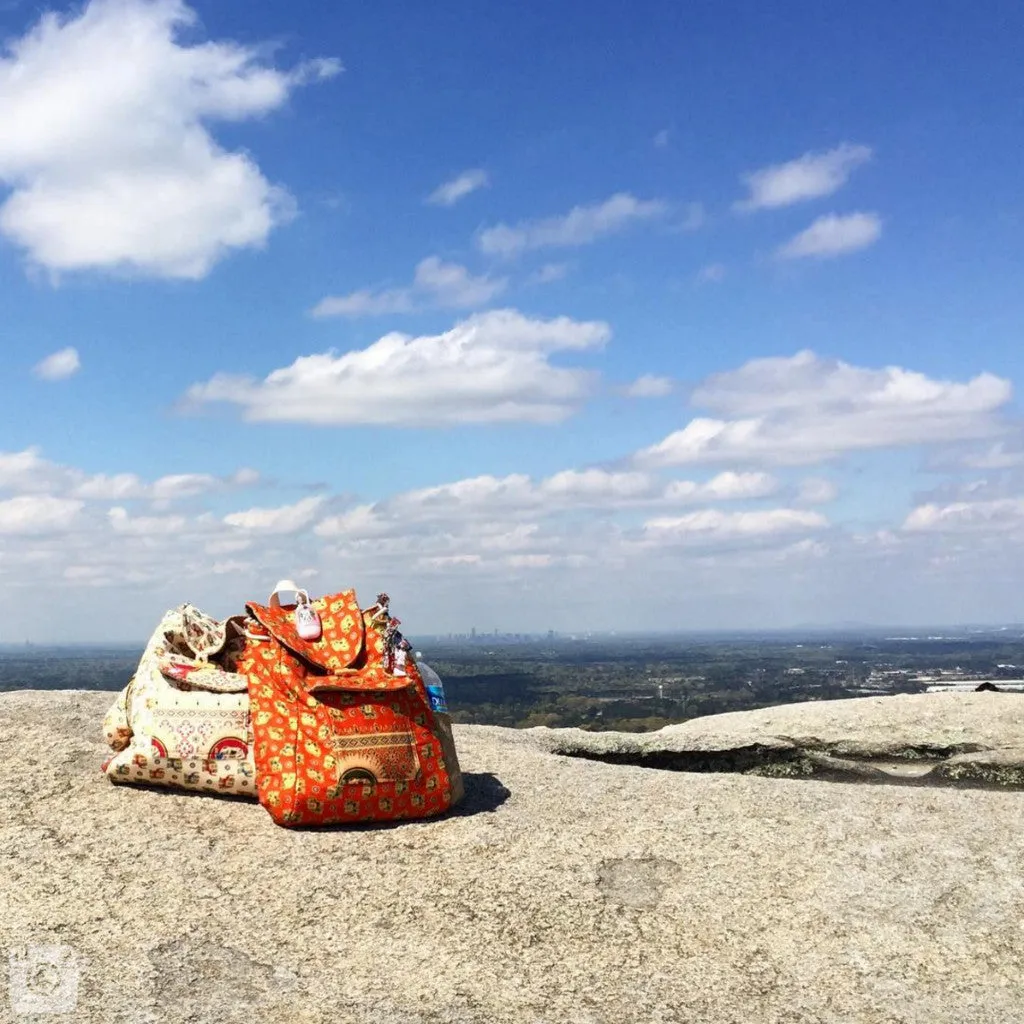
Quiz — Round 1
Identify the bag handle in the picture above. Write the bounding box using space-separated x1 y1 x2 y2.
269 579 310 609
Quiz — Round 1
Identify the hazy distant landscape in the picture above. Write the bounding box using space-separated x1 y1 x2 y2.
6 627 1023 732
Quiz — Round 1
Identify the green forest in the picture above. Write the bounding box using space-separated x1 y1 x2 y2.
4 629 1022 732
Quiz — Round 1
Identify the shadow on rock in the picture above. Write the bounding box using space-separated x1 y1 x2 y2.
449 772 511 816
103 770 511 830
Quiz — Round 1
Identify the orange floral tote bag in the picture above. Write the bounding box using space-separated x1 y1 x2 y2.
238 584 463 827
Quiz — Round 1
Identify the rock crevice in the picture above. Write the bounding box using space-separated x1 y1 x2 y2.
522 692 1024 789
557 738 1024 788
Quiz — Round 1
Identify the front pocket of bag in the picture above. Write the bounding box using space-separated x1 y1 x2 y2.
147 691 251 761
314 691 421 786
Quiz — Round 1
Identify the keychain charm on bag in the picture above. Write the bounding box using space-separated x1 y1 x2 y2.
293 591 323 641
268 579 323 641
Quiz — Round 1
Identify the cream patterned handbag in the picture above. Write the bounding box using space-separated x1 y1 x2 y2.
102 604 257 798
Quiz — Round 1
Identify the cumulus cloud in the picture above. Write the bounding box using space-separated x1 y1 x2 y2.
928 440 1024 471
797 477 839 505
33 346 80 380
735 143 872 212
107 506 187 536
0 447 70 493
635 350 1012 467
223 495 325 534
776 212 882 260
8 435 1020 635
663 472 777 502
903 498 1024 534
0 450 310 623
306 463 795 594
310 257 507 317
641 508 828 545
186 309 610 426
315 468 778 541
477 193 669 257
0 446 259 501
0 494 83 533
0 0 339 278
426 168 489 207
622 374 673 399
690 350 1003 419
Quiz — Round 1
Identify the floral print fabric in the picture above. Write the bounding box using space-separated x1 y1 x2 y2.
240 590 463 827
101 604 257 798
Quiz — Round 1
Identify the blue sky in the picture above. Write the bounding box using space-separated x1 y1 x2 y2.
2 0 1024 641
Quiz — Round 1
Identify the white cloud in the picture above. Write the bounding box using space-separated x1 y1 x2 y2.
229 467 261 487
691 350 1003 418
311 256 507 317
77 468 257 502
308 287 414 318
695 263 726 285
539 469 655 503
670 202 705 233
664 471 777 502
0 494 82 533
107 506 186 536
186 309 610 426
505 553 553 569
622 374 673 398
642 508 828 544
69 473 146 500
653 129 670 149
0 446 259 502
224 495 325 534
0 447 69 493
930 441 1024 471
60 564 109 586
33 346 80 380
776 212 882 260
0 456 325 624
0 0 339 279
735 143 872 211
315 472 638 537
636 350 1012 467
426 168 489 207
315 468 779 542
903 498 1024 534
797 477 839 505
477 193 669 257
412 256 506 307
78 472 224 501
8 442 1024 636
421 554 482 569
527 263 570 286
210 559 251 575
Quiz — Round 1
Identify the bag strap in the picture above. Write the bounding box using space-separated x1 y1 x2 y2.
268 579 310 609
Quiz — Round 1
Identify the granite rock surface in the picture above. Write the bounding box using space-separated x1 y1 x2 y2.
521 692 1024 787
1 690 1022 1024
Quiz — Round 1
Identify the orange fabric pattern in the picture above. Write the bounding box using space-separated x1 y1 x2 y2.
238 592 460 827
255 590 366 673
